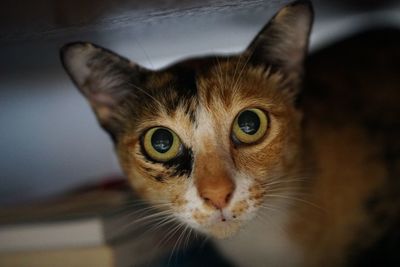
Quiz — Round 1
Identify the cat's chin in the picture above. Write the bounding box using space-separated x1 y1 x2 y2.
204 221 241 239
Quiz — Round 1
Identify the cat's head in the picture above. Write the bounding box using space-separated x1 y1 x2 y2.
61 1 313 238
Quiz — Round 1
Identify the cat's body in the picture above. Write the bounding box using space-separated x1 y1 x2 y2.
299 29 400 266
61 1 400 266
217 28 400 267
216 28 400 267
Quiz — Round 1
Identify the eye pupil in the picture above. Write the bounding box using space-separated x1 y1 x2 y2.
151 129 173 153
238 110 260 135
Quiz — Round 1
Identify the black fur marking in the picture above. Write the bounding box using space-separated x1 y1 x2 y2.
163 148 193 177
173 67 198 98
185 99 197 125
120 64 199 181
139 134 193 180
163 66 198 116
155 175 165 182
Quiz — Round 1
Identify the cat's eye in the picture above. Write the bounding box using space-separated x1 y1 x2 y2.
143 127 181 162
232 108 268 144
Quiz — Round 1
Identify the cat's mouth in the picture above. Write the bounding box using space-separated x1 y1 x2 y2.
204 220 241 239
198 211 244 239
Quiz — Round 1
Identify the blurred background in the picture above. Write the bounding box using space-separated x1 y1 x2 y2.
1 0 400 204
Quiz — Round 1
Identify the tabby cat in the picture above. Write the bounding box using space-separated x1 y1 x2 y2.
60 1 400 266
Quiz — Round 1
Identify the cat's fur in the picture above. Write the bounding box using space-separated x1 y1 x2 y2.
60 1 400 266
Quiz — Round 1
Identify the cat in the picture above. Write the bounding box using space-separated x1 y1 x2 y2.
60 1 400 266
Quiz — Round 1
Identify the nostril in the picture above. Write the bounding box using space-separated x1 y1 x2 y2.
225 192 232 203
202 195 221 209
200 188 234 209
203 197 211 204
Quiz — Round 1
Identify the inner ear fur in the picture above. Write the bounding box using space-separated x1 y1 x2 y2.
60 42 149 134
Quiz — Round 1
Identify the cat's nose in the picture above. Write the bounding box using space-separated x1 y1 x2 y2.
197 170 235 209
200 185 234 209
195 151 235 210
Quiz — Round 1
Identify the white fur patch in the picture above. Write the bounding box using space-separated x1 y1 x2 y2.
215 207 302 267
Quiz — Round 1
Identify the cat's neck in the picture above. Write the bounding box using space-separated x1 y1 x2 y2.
214 200 303 267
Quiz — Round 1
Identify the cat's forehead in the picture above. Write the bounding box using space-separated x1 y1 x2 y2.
146 59 285 118
132 59 286 146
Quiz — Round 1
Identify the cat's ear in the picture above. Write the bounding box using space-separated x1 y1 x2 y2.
60 42 147 135
245 0 313 90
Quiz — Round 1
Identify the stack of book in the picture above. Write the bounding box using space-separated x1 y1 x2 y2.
0 178 170 267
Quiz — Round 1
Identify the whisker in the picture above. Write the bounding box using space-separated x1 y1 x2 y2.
158 221 183 249
120 204 167 218
171 224 189 263
214 56 224 89
258 209 288 235
265 194 324 211
184 227 194 249
166 223 186 266
135 215 177 239
135 40 154 69
230 54 242 91
224 56 230 91
231 50 255 93
261 184 310 192
260 204 285 214
122 200 170 208
255 209 274 227
127 82 164 108
261 177 309 187
117 207 167 225
197 233 210 255
118 210 174 233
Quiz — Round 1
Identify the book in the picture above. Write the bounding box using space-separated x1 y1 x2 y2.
0 233 165 267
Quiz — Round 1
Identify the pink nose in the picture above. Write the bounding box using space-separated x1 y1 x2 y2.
195 151 235 210
199 183 234 209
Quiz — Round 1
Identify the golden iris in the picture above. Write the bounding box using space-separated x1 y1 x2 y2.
143 127 181 162
232 108 268 144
